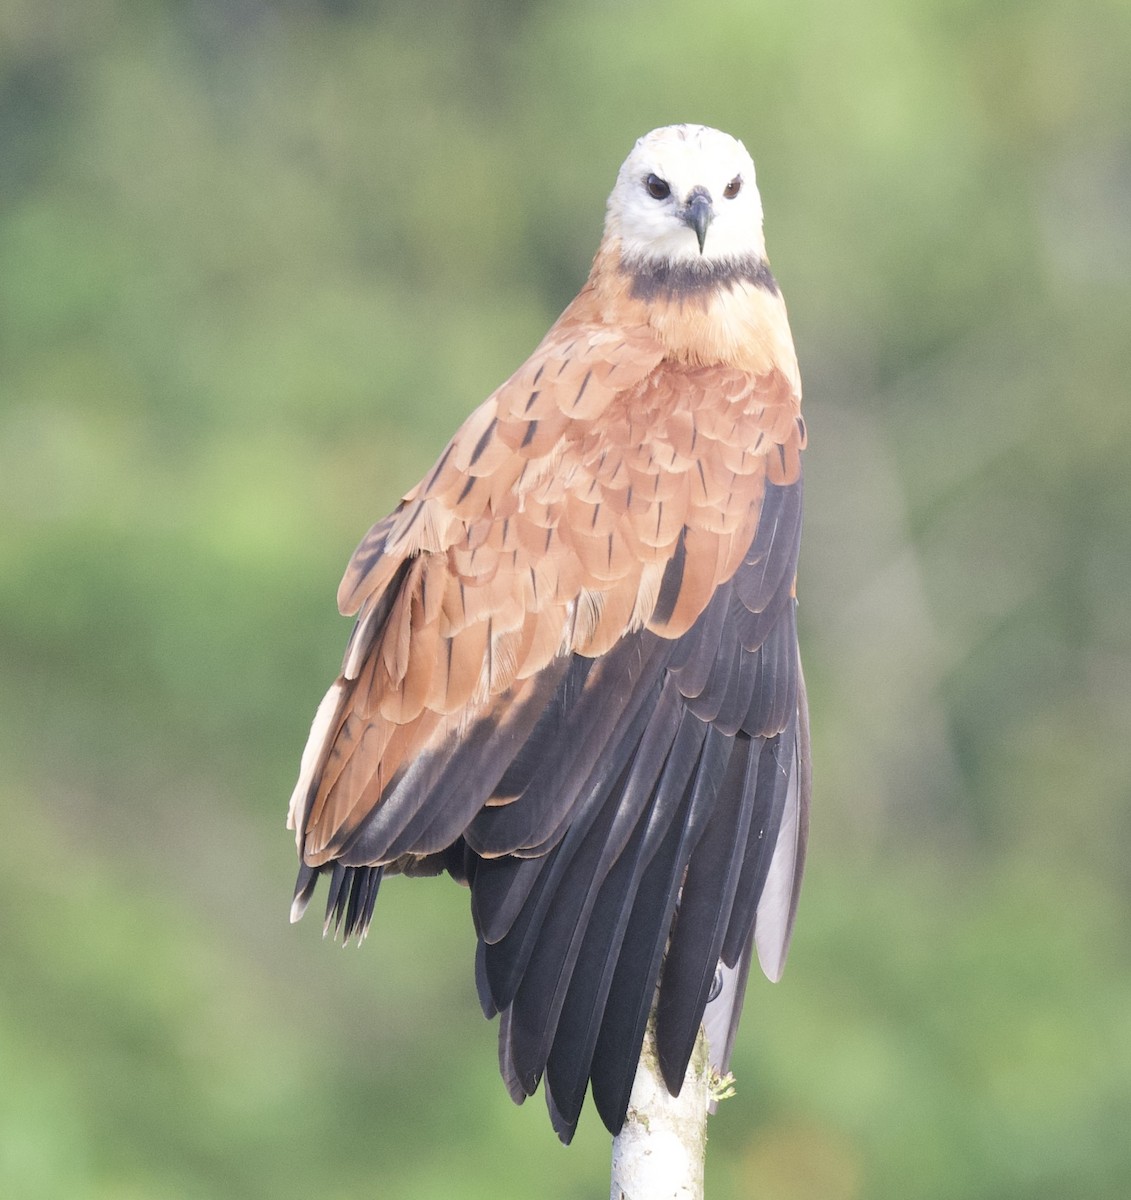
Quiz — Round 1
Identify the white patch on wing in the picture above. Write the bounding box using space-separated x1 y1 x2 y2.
343 601 379 679
753 745 801 982
559 596 582 656
631 560 664 628
287 680 347 849
702 960 742 1077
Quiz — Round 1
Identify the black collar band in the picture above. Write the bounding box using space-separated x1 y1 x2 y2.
624 253 779 302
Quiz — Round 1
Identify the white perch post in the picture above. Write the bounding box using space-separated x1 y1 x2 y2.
610 1019 711 1200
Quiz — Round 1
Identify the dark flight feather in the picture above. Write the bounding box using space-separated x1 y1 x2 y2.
589 721 736 1129
654 733 759 1091
544 703 708 1138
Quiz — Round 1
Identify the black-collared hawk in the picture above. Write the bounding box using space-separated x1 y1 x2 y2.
287 124 811 1142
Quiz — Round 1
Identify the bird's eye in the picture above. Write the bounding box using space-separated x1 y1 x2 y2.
645 174 671 200
723 176 742 200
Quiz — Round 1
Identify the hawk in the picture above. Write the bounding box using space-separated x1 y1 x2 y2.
287 124 810 1142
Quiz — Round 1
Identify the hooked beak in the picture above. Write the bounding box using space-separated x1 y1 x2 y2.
680 188 714 254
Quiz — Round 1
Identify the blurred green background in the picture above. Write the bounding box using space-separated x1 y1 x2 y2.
3 1 1130 1197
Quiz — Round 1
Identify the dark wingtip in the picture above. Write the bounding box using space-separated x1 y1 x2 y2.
475 939 498 1019
658 1039 689 1097
290 862 320 924
316 863 383 945
546 1084 581 1145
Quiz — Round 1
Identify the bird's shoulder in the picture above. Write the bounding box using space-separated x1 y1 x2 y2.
338 292 803 638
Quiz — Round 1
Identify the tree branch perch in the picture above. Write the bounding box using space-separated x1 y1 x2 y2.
610 1019 711 1200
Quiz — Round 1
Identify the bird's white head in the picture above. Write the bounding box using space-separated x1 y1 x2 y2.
605 125 766 268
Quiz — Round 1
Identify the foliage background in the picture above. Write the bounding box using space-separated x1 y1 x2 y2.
3 1 1130 1197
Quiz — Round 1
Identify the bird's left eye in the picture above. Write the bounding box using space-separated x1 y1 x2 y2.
723 176 742 199
645 174 671 200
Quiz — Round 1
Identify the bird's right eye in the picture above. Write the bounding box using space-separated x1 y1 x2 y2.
645 174 671 200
